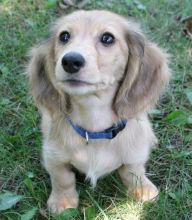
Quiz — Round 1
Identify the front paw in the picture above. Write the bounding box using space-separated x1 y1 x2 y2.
47 192 78 214
130 184 159 202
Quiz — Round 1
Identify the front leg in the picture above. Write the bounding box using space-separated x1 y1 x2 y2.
45 162 78 214
118 164 158 202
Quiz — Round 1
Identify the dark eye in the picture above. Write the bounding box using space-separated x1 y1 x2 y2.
59 31 70 43
101 32 115 45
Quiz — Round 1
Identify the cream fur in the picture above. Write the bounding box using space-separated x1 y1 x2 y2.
27 10 171 214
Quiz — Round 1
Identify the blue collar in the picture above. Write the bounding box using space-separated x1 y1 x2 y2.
67 117 127 144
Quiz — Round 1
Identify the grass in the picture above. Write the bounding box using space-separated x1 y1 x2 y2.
0 0 191 219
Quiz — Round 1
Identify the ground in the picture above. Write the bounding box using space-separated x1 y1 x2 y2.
0 0 191 219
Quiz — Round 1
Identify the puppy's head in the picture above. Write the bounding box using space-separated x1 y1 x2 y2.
53 10 130 95
28 10 170 116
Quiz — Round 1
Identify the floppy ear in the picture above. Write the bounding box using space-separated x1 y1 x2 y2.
27 41 67 113
114 28 171 118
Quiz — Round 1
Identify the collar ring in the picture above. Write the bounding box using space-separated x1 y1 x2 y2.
85 131 89 144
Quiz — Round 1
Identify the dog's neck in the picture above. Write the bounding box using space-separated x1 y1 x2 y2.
69 86 118 131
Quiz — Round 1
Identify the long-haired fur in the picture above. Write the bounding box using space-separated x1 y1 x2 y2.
27 10 171 214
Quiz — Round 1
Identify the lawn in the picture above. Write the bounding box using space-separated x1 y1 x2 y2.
0 0 191 219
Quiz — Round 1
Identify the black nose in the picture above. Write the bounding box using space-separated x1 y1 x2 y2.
61 52 85 74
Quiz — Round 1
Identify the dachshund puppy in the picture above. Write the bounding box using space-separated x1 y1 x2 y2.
27 10 171 214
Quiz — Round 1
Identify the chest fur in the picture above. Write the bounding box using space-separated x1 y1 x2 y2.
43 115 155 186
70 140 122 186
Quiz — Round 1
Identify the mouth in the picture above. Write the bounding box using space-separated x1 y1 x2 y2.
63 79 94 86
